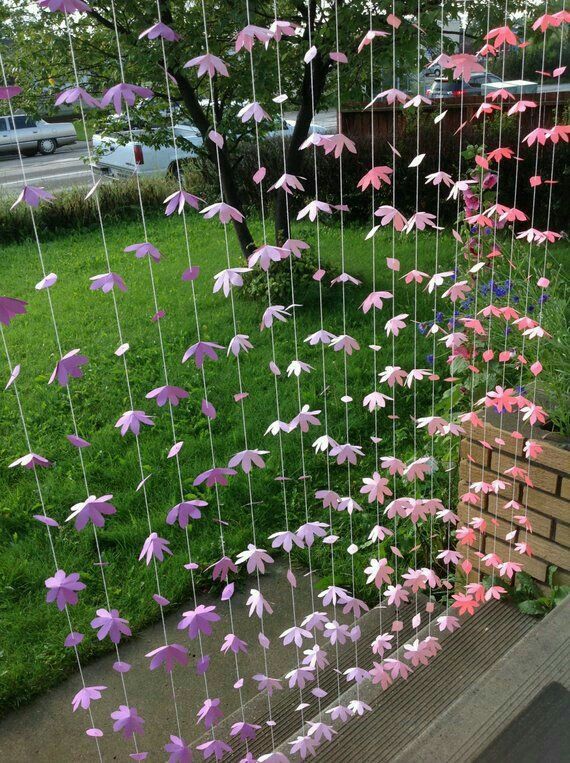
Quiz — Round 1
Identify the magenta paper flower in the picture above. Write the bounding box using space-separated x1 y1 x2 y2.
49 349 88 387
45 570 85 610
90 608 131 643
115 410 154 436
164 735 192 763
184 53 228 78
0 296 26 327
146 385 188 407
9 452 52 469
67 494 116 531
124 241 162 262
111 705 144 739
11 185 54 209
139 533 172 565
89 272 126 293
197 697 223 729
163 190 201 216
193 467 236 488
200 202 244 224
139 22 181 42
0 86 22 100
182 340 224 368
55 87 99 108
71 685 107 712
101 83 154 115
166 499 206 528
178 604 220 639
146 643 188 672
37 0 91 12
195 739 232 761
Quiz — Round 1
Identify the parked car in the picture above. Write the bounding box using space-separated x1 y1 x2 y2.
0 114 77 156
427 72 503 98
91 118 328 180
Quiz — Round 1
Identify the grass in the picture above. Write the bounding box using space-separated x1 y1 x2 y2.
0 210 548 714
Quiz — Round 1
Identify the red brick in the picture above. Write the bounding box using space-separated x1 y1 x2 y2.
522 487 569 524
490 452 558 494
487 494 551 538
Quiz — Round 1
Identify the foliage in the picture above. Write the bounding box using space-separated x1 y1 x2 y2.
495 567 570 617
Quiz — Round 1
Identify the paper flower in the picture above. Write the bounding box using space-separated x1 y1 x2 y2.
0 86 22 99
145 385 188 407
0 296 27 326
101 83 154 115
9 452 52 469
89 272 126 293
193 467 236 488
184 54 228 78
124 242 162 262
11 185 54 209
91 608 131 643
146 643 188 672
200 202 244 224
166 499 206 528
236 544 274 574
111 705 145 739
178 604 220 639
66 494 116 531
55 87 99 108
71 685 106 712
197 697 223 729
139 22 181 42
164 735 192 763
115 410 154 436
228 449 269 474
139 533 172 565
235 24 270 52
195 739 232 761
182 341 224 367
37 0 91 12
45 570 85 610
163 190 201 216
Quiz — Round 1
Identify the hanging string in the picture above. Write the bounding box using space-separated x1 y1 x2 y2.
0 326 103 761
0 49 139 754
197 0 274 743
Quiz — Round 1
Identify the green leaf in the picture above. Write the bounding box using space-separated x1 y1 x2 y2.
518 600 547 616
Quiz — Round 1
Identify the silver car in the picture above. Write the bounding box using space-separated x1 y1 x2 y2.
0 114 77 156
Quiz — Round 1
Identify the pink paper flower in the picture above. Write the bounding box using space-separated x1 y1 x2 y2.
185 53 229 77
139 22 180 42
139 533 172 564
71 685 106 712
100 83 154 115
55 87 99 108
115 410 154 436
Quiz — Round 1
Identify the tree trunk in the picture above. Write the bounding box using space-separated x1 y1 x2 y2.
274 52 331 244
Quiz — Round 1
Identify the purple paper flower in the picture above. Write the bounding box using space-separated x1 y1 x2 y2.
184 53 229 78
45 570 85 610
163 190 201 216
89 272 126 293
11 185 54 209
193 467 236 488
9 452 51 469
146 643 188 672
100 83 154 115
66 494 116 531
197 697 223 729
166 499 206 528
0 86 22 100
115 410 154 436
0 297 27 327
211 556 238 581
230 721 261 743
49 349 88 387
71 685 107 712
37 0 91 12
55 87 100 108
195 739 232 761
91 608 131 643
221 633 248 655
182 341 224 368
111 705 145 739
145 385 188 407
178 604 220 639
139 532 172 565
139 22 181 42
124 242 162 262
164 735 192 763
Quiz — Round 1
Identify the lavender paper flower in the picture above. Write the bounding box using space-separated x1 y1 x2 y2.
139 533 172 565
71 685 107 712
0 296 27 326
66 494 116 531
178 604 220 639
49 349 88 387
164 735 192 763
115 410 154 436
45 570 85 610
101 84 154 115
146 643 188 672
111 705 145 739
91 608 131 643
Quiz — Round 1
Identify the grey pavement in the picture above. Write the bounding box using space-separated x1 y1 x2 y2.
0 561 316 762
0 142 95 195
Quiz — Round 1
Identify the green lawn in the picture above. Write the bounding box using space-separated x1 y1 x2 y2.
0 213 479 712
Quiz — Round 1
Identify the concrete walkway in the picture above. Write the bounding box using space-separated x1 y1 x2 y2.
0 561 316 762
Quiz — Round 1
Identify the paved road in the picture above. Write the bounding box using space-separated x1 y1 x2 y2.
0 141 96 196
